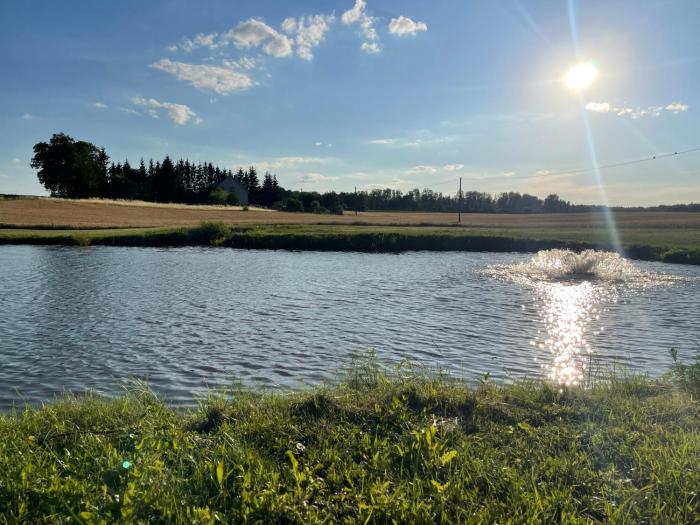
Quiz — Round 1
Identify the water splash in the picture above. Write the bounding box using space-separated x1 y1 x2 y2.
510 249 643 282
482 249 682 285
482 249 685 387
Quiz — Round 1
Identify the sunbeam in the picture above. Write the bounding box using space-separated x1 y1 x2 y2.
567 0 623 253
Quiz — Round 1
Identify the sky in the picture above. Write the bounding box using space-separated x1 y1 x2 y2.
0 0 698 206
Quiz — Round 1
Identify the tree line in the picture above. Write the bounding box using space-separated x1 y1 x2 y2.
29 133 699 214
30 133 284 206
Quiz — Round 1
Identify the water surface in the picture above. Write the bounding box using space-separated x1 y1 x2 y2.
1 246 698 407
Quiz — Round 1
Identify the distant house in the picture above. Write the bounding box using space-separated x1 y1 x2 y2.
215 175 249 205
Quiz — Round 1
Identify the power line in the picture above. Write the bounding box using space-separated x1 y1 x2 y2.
531 146 700 178
287 146 700 192
432 146 700 187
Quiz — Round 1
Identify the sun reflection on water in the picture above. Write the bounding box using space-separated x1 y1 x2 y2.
480 249 687 388
532 281 611 386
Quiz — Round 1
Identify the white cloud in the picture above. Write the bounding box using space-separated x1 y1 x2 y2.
666 102 689 113
151 58 254 94
12 158 21 164
314 141 323 146
342 0 369 27
534 169 552 176
502 171 515 177
409 165 437 174
182 32 219 52
0 172 8 179
22 113 32 120
131 97 201 125
360 42 381 54
444 163 464 171
167 44 179 52
120 107 140 115
299 172 338 183
257 156 326 170
342 0 380 52
584 102 612 113
224 19 293 58
586 100 689 119
369 133 458 149
282 14 335 60
366 177 409 189
93 102 108 109
388 16 427 37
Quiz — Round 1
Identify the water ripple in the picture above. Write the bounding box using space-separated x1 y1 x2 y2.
0 246 699 408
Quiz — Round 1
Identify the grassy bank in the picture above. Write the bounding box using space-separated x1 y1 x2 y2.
2 222 700 265
0 357 698 523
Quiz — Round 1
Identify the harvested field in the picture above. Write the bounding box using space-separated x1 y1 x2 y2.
2 196 700 230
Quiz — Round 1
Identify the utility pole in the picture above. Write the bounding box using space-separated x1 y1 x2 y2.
355 186 358 216
458 177 462 223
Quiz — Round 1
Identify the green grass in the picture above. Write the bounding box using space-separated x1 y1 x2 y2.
1 222 699 264
1 356 698 523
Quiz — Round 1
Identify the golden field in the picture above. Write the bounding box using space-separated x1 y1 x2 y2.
2 196 700 231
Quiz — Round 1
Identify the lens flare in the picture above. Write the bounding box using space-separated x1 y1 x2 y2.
564 61 597 92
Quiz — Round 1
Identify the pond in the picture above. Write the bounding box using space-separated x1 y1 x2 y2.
1 245 698 407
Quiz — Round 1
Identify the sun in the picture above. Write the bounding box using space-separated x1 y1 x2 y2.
564 61 597 92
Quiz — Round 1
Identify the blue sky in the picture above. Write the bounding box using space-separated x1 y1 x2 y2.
0 0 698 205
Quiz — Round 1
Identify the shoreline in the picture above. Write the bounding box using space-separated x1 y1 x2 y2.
1 222 699 265
1 361 698 522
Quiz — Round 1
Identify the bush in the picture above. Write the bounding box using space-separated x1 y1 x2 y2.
331 203 344 215
226 192 239 206
209 188 228 205
309 200 322 213
285 198 304 212
189 221 230 243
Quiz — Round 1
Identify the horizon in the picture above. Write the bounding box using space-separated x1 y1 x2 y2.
1 0 699 206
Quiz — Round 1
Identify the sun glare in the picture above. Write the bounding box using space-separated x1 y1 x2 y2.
564 61 597 92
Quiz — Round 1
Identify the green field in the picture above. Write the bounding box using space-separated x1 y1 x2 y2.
1 356 698 523
2 222 700 265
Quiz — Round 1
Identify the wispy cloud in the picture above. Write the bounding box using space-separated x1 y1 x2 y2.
408 165 437 174
181 33 220 52
257 156 327 171
131 97 201 125
368 133 460 149
666 102 689 113
93 102 108 109
388 16 428 37
299 172 338 183
21 113 32 120
585 100 689 119
444 164 464 171
151 59 254 94
366 177 410 189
